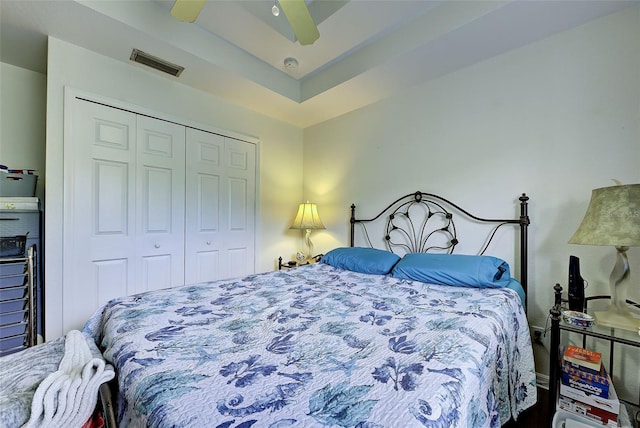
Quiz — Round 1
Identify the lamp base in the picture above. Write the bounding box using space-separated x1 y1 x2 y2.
594 308 640 332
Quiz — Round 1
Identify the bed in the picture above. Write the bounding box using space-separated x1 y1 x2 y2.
84 191 536 427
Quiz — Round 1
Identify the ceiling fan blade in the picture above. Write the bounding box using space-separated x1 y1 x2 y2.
278 0 320 46
170 0 207 23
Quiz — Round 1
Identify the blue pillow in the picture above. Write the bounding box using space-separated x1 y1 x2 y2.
506 278 526 306
321 247 401 275
390 253 511 288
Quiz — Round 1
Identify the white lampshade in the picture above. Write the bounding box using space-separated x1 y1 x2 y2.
569 183 640 332
290 202 324 259
290 202 325 230
569 184 640 247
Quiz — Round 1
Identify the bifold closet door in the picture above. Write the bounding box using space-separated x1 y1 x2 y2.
185 128 256 284
135 115 186 292
64 99 185 332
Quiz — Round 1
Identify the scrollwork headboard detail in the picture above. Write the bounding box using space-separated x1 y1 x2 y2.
349 191 530 305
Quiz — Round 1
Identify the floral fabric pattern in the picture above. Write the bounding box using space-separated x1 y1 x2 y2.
84 263 536 428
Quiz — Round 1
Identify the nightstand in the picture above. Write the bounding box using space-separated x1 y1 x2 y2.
548 284 640 427
278 257 299 270
278 254 323 270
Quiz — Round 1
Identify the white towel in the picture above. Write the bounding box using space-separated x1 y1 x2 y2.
22 330 115 428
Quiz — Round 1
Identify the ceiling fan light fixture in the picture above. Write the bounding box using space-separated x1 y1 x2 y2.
272 2 280 17
170 0 207 22
278 0 319 46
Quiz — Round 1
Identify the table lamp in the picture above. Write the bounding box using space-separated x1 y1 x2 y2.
290 201 325 260
569 183 640 331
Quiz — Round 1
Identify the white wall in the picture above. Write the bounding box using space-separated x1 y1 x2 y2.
0 62 46 200
303 7 640 398
44 37 305 339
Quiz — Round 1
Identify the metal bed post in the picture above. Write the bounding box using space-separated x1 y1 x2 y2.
548 283 563 427
349 204 356 247
519 194 530 308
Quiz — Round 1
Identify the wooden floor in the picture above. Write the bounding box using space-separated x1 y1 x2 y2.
503 386 549 428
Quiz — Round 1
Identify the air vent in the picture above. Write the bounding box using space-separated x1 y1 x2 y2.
130 49 184 77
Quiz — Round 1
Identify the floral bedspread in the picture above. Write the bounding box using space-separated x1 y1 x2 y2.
84 263 536 428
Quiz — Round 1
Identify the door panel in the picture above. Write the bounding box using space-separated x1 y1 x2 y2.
195 250 220 283
185 130 256 284
199 174 220 231
94 160 129 235
229 149 248 170
143 166 173 232
200 141 221 165
228 177 247 231
142 254 173 291
136 116 185 293
94 119 131 149
224 139 256 278
65 100 136 332
185 129 224 283
95 259 129 305
228 247 248 279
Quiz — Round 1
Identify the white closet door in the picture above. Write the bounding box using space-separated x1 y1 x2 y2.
61 96 255 334
64 100 185 332
185 129 256 283
65 99 137 331
136 116 185 292
225 138 256 278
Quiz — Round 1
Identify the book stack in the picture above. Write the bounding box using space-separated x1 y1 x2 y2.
558 345 620 427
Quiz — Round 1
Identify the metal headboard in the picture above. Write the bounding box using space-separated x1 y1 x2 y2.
349 191 530 305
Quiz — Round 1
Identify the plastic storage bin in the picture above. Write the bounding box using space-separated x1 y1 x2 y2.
0 173 37 197
0 309 27 326
0 245 36 356
552 410 602 427
0 321 28 338
0 262 26 287
0 235 27 257
0 334 26 355
0 297 27 313
0 286 26 301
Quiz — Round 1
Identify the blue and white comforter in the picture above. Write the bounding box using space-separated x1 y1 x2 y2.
84 263 536 428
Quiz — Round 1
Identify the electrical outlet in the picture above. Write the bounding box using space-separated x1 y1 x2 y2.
530 325 549 348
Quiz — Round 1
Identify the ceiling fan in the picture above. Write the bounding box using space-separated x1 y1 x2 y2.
170 0 320 45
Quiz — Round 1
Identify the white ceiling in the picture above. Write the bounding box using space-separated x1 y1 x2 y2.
1 0 636 128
